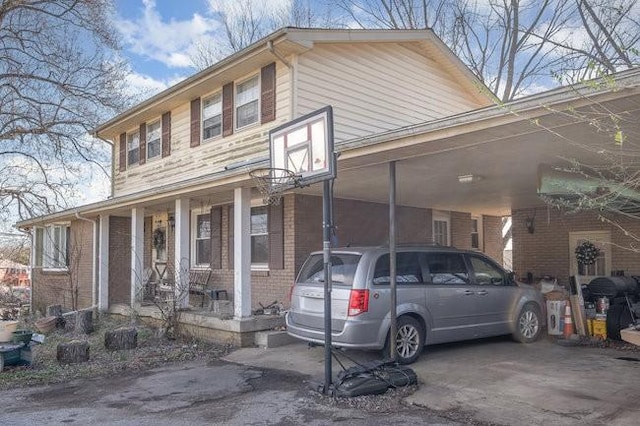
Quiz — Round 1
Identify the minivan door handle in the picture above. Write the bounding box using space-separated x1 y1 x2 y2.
463 290 475 296
476 290 488 296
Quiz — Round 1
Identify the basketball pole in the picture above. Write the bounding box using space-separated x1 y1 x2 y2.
322 178 333 394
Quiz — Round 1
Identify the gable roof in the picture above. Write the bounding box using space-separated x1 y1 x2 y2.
94 27 494 139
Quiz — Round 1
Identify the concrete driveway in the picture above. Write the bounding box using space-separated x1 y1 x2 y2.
225 337 640 425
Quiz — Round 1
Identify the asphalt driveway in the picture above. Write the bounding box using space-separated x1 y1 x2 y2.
225 337 640 425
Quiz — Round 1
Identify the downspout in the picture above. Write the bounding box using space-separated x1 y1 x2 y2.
75 211 98 309
267 40 296 120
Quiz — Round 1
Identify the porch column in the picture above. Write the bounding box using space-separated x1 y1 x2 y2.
234 187 251 319
174 198 190 308
98 215 110 312
130 207 144 307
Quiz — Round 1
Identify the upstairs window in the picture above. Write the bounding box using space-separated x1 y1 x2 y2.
203 93 222 140
146 120 161 159
127 131 140 166
236 75 259 128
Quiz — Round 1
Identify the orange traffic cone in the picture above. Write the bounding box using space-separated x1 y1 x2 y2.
563 302 574 338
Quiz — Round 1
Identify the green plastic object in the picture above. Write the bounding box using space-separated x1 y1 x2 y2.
12 330 33 344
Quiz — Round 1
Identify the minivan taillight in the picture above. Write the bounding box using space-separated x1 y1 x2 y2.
288 283 295 305
348 289 369 316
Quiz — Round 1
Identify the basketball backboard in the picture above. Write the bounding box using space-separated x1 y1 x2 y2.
269 106 335 188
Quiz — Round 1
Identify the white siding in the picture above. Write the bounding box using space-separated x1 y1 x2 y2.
114 63 291 196
296 43 485 142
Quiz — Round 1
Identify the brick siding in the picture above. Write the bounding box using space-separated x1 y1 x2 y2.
109 216 131 304
31 219 94 314
483 215 504 264
513 208 640 287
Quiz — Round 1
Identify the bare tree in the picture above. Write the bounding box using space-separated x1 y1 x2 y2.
0 0 128 224
191 0 342 70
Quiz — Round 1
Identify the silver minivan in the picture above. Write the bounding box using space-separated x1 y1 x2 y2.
286 245 545 364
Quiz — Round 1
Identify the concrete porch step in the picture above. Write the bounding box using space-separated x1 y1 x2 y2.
254 330 296 348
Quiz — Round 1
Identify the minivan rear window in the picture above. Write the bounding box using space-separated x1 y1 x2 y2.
298 254 361 286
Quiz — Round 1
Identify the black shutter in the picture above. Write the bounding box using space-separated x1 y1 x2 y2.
222 82 234 137
261 62 276 124
119 133 126 171
268 203 284 270
211 207 222 269
161 111 171 157
190 98 201 147
139 122 146 165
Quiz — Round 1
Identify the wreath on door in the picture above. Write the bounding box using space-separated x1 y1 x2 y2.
152 228 166 251
575 241 599 265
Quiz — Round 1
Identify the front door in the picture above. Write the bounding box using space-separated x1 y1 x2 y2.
569 231 611 287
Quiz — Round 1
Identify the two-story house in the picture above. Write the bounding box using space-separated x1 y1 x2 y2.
17 27 640 344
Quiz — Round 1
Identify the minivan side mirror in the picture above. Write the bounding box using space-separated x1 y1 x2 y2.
507 271 516 284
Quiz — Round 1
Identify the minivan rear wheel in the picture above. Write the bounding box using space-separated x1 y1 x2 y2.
384 316 424 364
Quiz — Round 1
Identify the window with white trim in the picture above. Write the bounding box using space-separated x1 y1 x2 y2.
432 211 450 246
146 120 161 159
236 75 259 128
471 216 483 250
202 92 222 140
191 210 211 267
43 224 69 269
127 131 140 165
251 206 269 266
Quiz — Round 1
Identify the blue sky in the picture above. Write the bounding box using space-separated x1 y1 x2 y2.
113 0 296 97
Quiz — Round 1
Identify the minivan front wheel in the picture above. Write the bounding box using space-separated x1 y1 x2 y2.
384 316 424 364
513 303 542 343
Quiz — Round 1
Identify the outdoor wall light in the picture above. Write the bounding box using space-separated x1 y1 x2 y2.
167 215 175 230
525 212 536 234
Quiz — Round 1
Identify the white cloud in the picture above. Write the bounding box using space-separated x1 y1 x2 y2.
116 0 220 69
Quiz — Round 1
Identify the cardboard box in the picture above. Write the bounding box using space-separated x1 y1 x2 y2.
547 300 565 335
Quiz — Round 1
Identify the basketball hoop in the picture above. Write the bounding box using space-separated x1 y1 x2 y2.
249 167 300 205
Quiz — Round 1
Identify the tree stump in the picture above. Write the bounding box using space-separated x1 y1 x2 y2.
104 327 138 350
57 340 90 364
75 309 93 334
47 304 62 317
62 311 77 332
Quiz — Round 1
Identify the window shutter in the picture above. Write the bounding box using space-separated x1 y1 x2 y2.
119 133 126 172
228 206 234 267
139 122 147 165
211 207 222 269
190 98 201 147
222 82 234 137
261 62 276 124
161 111 171 157
34 227 43 267
268 203 284 270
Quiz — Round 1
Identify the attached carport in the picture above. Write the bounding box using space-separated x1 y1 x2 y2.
288 69 640 280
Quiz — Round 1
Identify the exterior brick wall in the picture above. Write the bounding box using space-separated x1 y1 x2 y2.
483 215 504 264
109 216 131 304
512 208 640 287
451 211 472 249
31 219 94 314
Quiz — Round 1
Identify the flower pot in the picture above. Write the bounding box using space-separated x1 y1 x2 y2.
35 316 57 334
0 320 19 342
